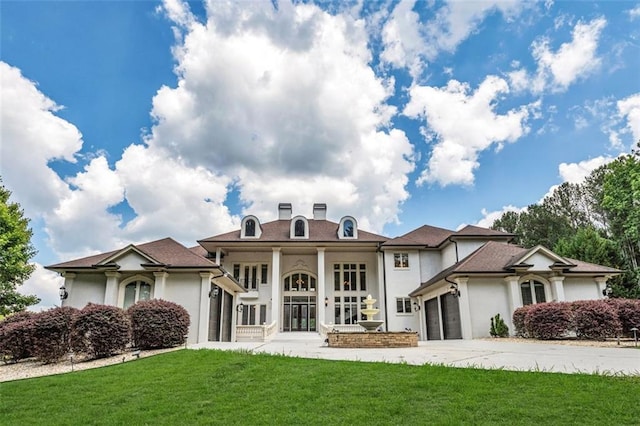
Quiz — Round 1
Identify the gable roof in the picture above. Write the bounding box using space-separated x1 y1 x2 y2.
410 241 621 296
199 219 387 244
382 224 513 248
46 238 219 271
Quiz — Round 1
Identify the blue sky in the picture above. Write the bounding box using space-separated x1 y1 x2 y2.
1 0 639 308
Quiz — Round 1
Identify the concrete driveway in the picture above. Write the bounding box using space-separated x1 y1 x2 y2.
189 334 640 375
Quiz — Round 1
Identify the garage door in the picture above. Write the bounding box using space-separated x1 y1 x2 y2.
440 293 462 339
424 297 441 340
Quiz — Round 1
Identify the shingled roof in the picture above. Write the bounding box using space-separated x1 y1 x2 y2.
382 224 513 248
199 219 387 244
410 241 621 296
47 238 218 270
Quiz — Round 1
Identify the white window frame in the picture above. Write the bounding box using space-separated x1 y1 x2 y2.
232 263 269 290
519 277 549 306
118 275 154 309
393 253 409 269
338 216 358 239
240 215 262 239
396 297 412 315
290 215 309 239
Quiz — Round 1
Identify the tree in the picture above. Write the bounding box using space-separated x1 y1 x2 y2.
0 179 40 315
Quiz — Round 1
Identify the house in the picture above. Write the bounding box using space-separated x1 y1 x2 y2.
46 203 620 343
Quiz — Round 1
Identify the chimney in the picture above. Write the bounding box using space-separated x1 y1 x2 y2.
278 203 292 220
313 203 327 220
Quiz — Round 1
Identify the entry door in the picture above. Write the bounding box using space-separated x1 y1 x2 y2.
440 293 462 339
425 297 441 340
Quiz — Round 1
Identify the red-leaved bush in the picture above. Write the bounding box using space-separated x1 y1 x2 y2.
512 305 534 337
523 302 573 339
572 300 621 340
127 299 190 349
0 311 37 363
605 298 640 337
31 306 79 363
71 304 130 359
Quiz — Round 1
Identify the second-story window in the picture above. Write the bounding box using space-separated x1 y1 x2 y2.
245 219 256 237
343 219 354 237
294 219 305 237
394 253 409 268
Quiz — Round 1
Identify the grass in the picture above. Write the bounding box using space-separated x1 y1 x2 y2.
1 349 639 425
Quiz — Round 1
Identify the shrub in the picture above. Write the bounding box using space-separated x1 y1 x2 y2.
572 300 621 340
71 304 130 359
128 299 190 349
512 305 533 337
0 311 37 362
524 302 572 340
31 306 78 364
606 298 640 337
490 313 509 337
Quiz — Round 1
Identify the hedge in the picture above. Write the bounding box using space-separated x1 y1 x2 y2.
523 302 573 339
606 298 640 337
0 311 36 363
31 306 78 364
71 304 130 359
572 300 621 340
128 299 190 349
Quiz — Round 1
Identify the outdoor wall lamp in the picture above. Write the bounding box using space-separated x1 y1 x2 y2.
449 283 460 298
59 285 68 301
236 302 244 313
324 297 329 307
209 286 219 298
413 302 421 312
602 286 612 297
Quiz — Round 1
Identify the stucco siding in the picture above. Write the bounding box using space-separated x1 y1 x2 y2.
111 252 149 271
67 273 106 308
467 278 511 338
419 251 441 282
164 273 202 343
563 277 601 301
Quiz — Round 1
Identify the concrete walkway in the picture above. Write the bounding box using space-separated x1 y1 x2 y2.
189 333 640 375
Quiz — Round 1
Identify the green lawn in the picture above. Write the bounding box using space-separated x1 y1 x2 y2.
1 349 638 425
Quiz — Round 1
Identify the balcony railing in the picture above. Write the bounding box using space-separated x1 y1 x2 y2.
236 321 277 342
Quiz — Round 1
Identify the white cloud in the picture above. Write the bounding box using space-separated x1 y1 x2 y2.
149 0 415 231
531 17 607 93
0 62 81 219
380 0 528 77
558 156 613 184
617 93 640 143
404 76 533 186
474 205 526 228
20 263 63 312
628 5 640 20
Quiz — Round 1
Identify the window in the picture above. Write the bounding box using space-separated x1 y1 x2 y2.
245 219 256 237
284 272 316 292
123 280 152 309
333 263 366 292
343 219 354 237
520 279 546 305
294 219 305 237
232 263 268 290
393 253 409 268
396 297 412 314
240 304 267 325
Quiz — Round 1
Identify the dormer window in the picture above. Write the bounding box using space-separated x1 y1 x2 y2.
338 216 358 239
240 215 262 239
290 216 309 239
246 219 256 237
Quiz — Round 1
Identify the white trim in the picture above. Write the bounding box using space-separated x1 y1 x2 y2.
338 216 358 239
117 274 154 308
290 215 309 239
240 215 262 239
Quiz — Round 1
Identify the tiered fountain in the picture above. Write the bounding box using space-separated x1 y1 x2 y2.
358 294 384 331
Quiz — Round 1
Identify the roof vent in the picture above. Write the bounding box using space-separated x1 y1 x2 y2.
313 203 327 220
278 203 292 220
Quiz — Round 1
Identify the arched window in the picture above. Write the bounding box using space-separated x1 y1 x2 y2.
343 219 354 237
294 219 305 237
245 219 256 237
520 279 546 305
123 280 152 309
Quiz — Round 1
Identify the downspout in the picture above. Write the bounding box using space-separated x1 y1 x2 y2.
448 237 459 263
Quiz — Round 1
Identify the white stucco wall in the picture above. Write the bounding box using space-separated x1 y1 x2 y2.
67 273 106 308
164 273 202 344
419 251 441 282
563 277 602 301
441 244 457 269
467 278 511 338
383 250 421 332
111 252 150 270
456 240 488 261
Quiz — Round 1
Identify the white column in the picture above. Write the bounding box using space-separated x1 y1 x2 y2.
317 248 326 326
417 295 425 340
198 272 213 343
595 276 608 299
504 275 521 335
61 272 76 307
271 248 281 330
104 271 121 306
549 275 565 302
455 277 472 339
215 249 221 265
153 271 168 300
377 251 386 331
